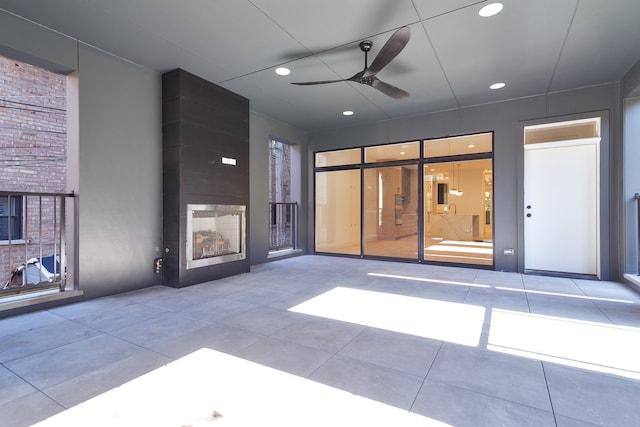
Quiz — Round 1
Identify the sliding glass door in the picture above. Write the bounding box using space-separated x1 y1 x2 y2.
363 164 418 258
314 132 493 267
315 169 361 255
423 159 493 265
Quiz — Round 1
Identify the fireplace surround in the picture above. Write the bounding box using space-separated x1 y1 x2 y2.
162 69 250 287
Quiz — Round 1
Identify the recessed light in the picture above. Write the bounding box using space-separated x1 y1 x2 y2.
342 110 354 116
275 67 290 76
400 151 406 155
479 2 503 17
490 82 506 90
468 144 475 148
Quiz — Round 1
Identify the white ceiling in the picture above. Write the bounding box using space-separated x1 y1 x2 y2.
1 0 639 131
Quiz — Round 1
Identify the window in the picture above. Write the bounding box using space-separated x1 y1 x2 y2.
268 138 300 251
0 195 23 240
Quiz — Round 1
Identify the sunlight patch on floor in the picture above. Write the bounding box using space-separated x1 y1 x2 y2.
488 309 640 380
290 287 485 346
368 272 490 289
34 349 447 427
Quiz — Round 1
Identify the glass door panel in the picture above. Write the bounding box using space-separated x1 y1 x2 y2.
363 165 418 259
424 159 493 265
315 169 361 255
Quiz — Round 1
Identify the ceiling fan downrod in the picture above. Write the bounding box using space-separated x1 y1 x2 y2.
359 40 373 69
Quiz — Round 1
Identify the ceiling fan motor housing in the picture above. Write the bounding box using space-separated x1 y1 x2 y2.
359 40 373 52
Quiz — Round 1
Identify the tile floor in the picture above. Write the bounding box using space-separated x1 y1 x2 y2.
1 256 640 426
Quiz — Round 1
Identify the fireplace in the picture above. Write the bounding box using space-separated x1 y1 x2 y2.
186 204 246 269
162 69 249 287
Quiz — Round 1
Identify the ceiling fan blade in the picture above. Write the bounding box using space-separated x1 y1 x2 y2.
364 26 411 77
291 70 363 86
291 78 349 86
368 77 409 99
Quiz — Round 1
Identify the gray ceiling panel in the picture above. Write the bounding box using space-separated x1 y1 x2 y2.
424 0 579 106
249 0 420 52
412 0 484 20
1 0 639 130
550 0 640 91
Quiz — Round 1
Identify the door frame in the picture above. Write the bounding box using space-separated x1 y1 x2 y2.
523 137 601 277
518 111 613 279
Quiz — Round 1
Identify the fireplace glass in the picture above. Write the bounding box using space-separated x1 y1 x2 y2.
186 204 246 269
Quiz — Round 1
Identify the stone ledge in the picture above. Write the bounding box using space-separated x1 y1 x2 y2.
0 289 84 317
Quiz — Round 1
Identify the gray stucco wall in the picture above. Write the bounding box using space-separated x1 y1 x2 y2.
307 84 622 280
76 44 163 299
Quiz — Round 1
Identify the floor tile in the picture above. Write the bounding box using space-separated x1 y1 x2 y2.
309 354 424 411
593 300 640 327
411 380 556 427
47 295 134 319
223 287 296 307
464 286 530 312
236 336 332 377
0 365 36 406
573 279 640 303
522 274 584 294
107 311 213 349
544 363 640 426
474 270 524 288
0 310 66 338
338 327 441 377
526 292 611 323
272 315 364 353
408 281 470 303
218 305 303 335
555 415 602 427
177 297 258 322
149 322 262 359
42 350 171 408
72 303 169 332
0 320 100 363
427 343 551 411
4 334 146 389
0 392 64 427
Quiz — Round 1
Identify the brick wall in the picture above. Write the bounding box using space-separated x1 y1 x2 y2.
0 55 67 284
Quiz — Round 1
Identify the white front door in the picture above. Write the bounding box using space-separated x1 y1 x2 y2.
524 138 599 276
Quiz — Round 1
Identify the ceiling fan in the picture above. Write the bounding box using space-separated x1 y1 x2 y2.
291 26 411 99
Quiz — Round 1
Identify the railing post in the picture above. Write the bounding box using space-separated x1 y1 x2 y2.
1 191 73 294
636 193 640 276
59 195 67 291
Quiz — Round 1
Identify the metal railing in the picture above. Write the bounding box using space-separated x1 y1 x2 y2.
636 193 640 276
269 202 297 251
1 191 75 295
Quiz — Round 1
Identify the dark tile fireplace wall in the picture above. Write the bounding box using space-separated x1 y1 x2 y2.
162 69 250 287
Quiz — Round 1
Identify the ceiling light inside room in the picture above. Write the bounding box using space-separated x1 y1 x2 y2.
479 3 503 17
342 110 354 116
490 82 506 90
275 67 290 76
